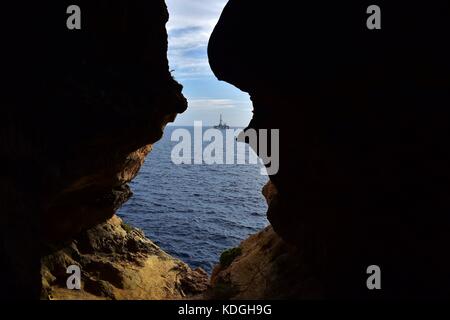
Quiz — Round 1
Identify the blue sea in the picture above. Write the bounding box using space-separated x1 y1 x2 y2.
118 126 269 273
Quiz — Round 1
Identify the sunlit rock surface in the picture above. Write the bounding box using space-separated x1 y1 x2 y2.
42 216 208 300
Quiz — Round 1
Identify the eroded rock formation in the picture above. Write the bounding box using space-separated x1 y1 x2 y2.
3 0 450 300
42 216 208 300
209 1 450 298
1 1 197 299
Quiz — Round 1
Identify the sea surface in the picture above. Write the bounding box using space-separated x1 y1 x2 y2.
118 126 269 273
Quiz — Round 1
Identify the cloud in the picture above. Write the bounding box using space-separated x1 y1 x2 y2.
168 50 211 79
166 0 228 80
166 0 226 32
165 1 254 127
189 99 251 110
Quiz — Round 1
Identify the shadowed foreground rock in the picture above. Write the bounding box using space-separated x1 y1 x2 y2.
209 1 450 298
0 1 197 299
3 0 450 300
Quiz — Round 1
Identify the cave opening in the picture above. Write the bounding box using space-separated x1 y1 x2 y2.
117 0 269 274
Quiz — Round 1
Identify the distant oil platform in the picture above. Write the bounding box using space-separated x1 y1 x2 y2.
214 114 230 129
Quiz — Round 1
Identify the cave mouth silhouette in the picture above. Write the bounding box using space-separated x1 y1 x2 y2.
117 2 269 274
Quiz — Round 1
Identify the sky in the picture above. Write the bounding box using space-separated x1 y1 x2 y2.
166 0 253 127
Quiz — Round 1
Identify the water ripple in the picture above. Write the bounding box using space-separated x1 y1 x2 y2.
118 127 269 273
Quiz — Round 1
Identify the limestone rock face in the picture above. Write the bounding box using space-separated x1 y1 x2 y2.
42 216 209 300
208 182 321 299
1 1 187 299
209 226 322 300
209 1 450 298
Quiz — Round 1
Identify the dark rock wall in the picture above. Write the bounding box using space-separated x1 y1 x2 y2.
1 1 186 299
2 0 450 300
209 1 450 298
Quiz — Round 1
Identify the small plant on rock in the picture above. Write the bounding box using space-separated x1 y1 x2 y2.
219 247 242 268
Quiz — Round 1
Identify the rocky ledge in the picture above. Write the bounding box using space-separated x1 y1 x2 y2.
209 226 317 300
208 182 320 300
42 215 209 300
